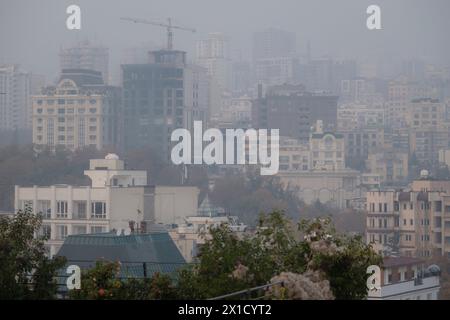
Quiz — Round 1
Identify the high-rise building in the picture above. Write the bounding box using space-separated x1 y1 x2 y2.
254 56 298 87
196 33 232 119
122 50 209 161
0 65 31 131
252 84 338 142
231 61 251 94
252 28 296 61
32 69 122 151
299 59 357 94
196 33 231 90
60 40 109 84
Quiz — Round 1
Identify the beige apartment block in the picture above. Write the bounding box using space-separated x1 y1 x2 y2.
32 70 121 151
366 175 450 258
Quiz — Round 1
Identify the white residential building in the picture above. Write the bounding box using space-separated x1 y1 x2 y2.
367 257 440 300
14 154 199 256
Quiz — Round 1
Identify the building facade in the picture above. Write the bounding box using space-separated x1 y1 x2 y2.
366 176 450 258
14 154 199 256
122 50 209 161
252 84 338 142
367 257 440 300
60 40 109 84
32 69 122 151
0 64 31 131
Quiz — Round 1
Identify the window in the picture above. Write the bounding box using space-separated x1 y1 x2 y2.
73 201 87 219
72 225 87 235
90 226 106 234
37 200 51 219
55 225 68 240
56 201 68 218
410 219 414 225
39 224 51 239
91 202 106 219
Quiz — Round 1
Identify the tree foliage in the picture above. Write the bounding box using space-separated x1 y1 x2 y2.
69 261 178 300
0 207 66 299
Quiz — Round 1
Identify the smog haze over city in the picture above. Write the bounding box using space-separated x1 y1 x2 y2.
1 0 450 305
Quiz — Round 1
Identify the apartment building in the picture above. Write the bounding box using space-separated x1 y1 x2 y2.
337 103 384 131
14 154 199 256
340 127 385 163
60 40 109 84
310 121 345 171
32 69 122 151
0 64 31 130
367 257 440 300
252 83 338 142
366 148 409 184
366 173 450 258
279 137 310 172
122 49 209 161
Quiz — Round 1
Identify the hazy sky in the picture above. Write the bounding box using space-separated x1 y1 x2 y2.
1 0 450 84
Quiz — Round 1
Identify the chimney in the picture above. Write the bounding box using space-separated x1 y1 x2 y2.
257 83 263 99
140 221 147 234
129 220 135 234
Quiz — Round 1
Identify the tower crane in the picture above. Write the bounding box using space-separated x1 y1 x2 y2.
120 17 196 50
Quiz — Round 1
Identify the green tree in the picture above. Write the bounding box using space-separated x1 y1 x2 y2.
69 261 178 300
0 207 66 299
177 211 381 300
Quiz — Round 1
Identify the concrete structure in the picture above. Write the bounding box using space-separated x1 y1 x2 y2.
366 149 409 184
367 257 440 300
438 149 450 168
60 40 109 84
254 56 298 87
216 94 252 128
278 169 362 208
366 175 450 258
340 78 385 104
0 65 31 130
278 137 310 172
14 154 199 256
196 33 232 92
121 50 209 161
252 28 296 62
32 69 122 151
310 121 345 171
385 77 431 128
337 103 384 131
252 84 338 142
340 127 385 165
